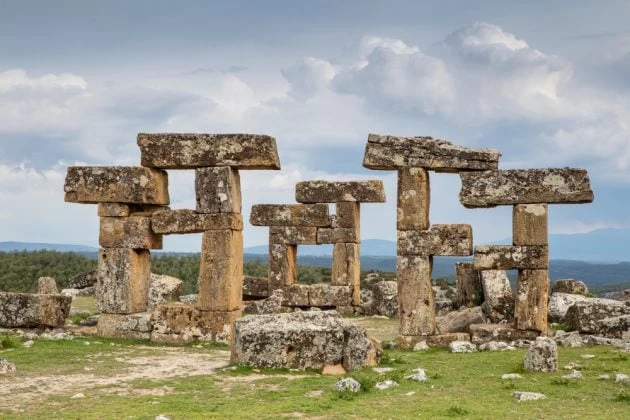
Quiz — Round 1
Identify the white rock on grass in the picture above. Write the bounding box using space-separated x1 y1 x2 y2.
0 358 16 374
23 340 34 348
512 391 546 402
479 341 516 351
70 393 85 399
615 373 629 384
449 341 477 353
501 374 522 380
413 341 429 352
597 374 610 380
155 416 172 420
406 368 428 382
375 380 399 390
372 367 395 374
562 370 583 380
334 378 361 393
581 354 595 359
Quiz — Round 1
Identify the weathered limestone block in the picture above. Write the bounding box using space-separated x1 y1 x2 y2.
231 311 381 370
148 273 183 310
64 166 169 204
97 203 167 217
68 269 98 289
565 299 630 334
282 284 310 306
363 134 501 171
398 225 472 256
596 315 630 339
244 290 285 315
395 332 471 349
317 227 360 244
335 202 360 228
137 133 281 170
551 279 589 295
99 216 162 249
197 229 243 311
480 270 514 323
151 305 242 344
269 244 297 291
397 167 430 230
152 210 243 234
332 243 360 304
0 293 71 328
250 204 330 227
243 276 270 299
455 262 484 307
195 167 241 214
459 168 594 208
513 204 548 246
97 313 153 340
515 270 549 333
469 323 539 345
473 245 548 270
309 284 353 307
548 292 590 323
397 256 435 335
524 337 558 372
295 180 386 203
38 277 58 294
97 248 151 314
436 307 484 334
372 281 398 317
270 226 317 245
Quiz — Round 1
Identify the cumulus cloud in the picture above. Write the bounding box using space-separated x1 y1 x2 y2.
281 57 337 100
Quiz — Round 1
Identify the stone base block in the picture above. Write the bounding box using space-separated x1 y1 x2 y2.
469 323 540 345
282 284 353 307
0 292 71 328
395 333 470 349
150 304 241 344
97 248 151 314
97 313 152 340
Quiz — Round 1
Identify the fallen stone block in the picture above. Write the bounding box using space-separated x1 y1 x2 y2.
295 180 386 203
151 210 243 234
449 340 477 353
244 290 284 315
459 168 594 208
551 279 588 295
0 358 16 374
372 281 398 317
548 293 590 323
470 323 539 345
436 307 484 334
68 269 98 289
512 392 546 402
97 248 151 314
250 204 330 227
524 337 558 372
0 292 71 328
99 216 163 249
473 245 548 270
137 133 281 169
38 277 58 294
596 315 630 339
64 166 169 205
480 270 514 323
151 305 241 344
426 333 471 347
455 262 484 307
566 299 630 334
148 273 182 310
397 224 472 256
97 313 153 340
195 167 241 214
362 134 500 171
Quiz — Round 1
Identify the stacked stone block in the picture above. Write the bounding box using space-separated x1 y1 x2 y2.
250 180 385 309
460 168 594 334
363 134 500 338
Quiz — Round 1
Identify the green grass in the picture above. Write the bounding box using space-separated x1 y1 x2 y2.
1 320 629 419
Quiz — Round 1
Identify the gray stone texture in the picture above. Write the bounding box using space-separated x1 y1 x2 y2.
551 279 589 295
148 273 183 310
480 270 514 323
37 277 58 294
455 262 484 307
97 248 151 314
99 216 163 249
436 307 484 334
397 224 472 256
474 245 548 270
250 204 330 227
151 210 243 234
195 167 241 214
524 337 558 372
0 292 71 328
565 299 630 334
295 180 386 203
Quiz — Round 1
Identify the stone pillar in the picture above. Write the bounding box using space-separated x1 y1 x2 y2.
397 168 430 231
398 255 435 335
455 262 483 307
268 243 297 293
332 243 360 305
97 248 151 314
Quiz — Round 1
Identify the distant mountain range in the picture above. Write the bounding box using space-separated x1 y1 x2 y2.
0 241 99 253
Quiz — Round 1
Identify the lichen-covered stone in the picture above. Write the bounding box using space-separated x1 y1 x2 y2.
282 284 310 306
97 203 167 217
480 270 514 322
0 292 71 328
137 133 280 169
515 269 549 333
363 134 501 171
68 269 98 289
474 245 548 270
512 204 548 246
97 313 153 340
548 292 590 323
250 204 330 227
308 284 353 307
269 244 297 292
565 299 630 334
295 180 386 203
151 305 241 344
64 166 169 204
470 323 539 345
335 202 360 228
459 168 594 208
97 248 151 314
397 255 435 335
270 226 317 245
372 281 398 317
148 273 182 310
151 210 243 234
99 216 162 249
551 279 589 295
38 277 58 294
243 276 270 299
397 224 472 256
436 307 484 334
397 167 430 230
524 337 558 372
244 290 284 315
231 311 381 370
596 315 630 339
0 358 16 374
395 333 470 349
195 167 241 214
455 262 484 307
317 227 360 244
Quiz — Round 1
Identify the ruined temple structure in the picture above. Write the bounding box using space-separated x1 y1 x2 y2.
362 133 594 341
250 180 386 310
64 133 280 343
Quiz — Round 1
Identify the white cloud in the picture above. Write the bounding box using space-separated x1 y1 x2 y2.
281 57 337 100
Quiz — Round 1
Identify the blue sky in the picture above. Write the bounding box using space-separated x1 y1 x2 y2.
0 1 629 251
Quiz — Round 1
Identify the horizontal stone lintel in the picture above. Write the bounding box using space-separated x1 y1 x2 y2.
473 245 549 270
152 210 243 234
295 180 386 203
281 284 353 307
398 224 472 256
99 216 163 249
362 133 501 171
98 203 169 217
270 226 318 245
250 204 330 227
460 168 594 208
316 227 360 244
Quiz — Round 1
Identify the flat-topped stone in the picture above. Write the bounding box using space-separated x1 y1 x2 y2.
152 210 243 234
362 134 501 172
250 204 330 227
397 224 472 256
0 292 71 328
64 166 169 205
459 168 594 208
137 133 280 169
295 180 386 203
474 245 548 270
100 216 163 249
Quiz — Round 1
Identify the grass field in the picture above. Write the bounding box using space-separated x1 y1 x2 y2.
1 317 628 419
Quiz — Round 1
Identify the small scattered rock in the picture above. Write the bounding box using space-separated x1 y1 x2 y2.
372 367 395 374
501 374 522 380
597 374 610 380
155 416 172 420
405 391 416 396
479 341 515 351
524 338 558 372
512 391 546 402
405 368 427 382
554 331 583 348
564 362 582 370
375 380 399 390
334 378 361 393
0 358 16 374
615 373 629 384
70 393 85 399
581 354 595 359
22 340 34 348
413 341 429 352
562 370 583 380
306 390 324 398
449 341 477 353
322 364 346 376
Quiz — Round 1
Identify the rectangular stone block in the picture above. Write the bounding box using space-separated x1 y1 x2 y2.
282 284 310 306
97 313 153 340
332 243 360 304
515 270 549 334
137 133 281 170
269 243 297 292
455 262 484 307
459 168 594 208
250 204 330 227
316 228 360 244
469 323 540 345
151 304 242 344
195 167 241 214
97 203 168 217
513 204 548 246
64 166 169 205
335 202 360 228
0 293 71 328
270 226 317 245
295 180 386 203
397 255 435 336
398 225 472 256
473 245 548 270
243 276 270 299
197 229 243 311
97 248 151 314
152 210 243 234
309 284 353 307
363 134 501 171
397 167 430 230
99 216 163 249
